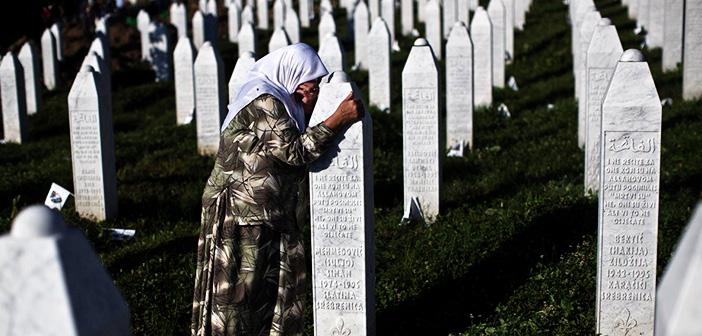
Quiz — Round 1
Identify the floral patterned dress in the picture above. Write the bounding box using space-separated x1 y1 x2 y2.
191 94 336 336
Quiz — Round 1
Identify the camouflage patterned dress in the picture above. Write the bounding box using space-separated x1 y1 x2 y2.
192 94 336 336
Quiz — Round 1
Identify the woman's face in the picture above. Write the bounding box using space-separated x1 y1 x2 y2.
293 78 322 119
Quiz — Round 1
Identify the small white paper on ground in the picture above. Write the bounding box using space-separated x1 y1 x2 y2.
44 183 72 210
108 228 136 240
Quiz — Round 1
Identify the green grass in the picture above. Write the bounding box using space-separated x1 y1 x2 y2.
0 0 700 335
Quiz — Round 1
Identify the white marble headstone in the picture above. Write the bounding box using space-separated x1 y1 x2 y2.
446 22 473 154
319 12 337 48
50 22 64 61
321 0 333 14
268 28 290 52
662 0 683 71
369 0 379 22
504 0 514 59
424 0 442 60
354 1 370 70
308 71 375 336
380 0 395 45
401 0 413 35
319 34 345 72
242 4 255 25
273 0 286 28
257 0 269 29
228 1 241 42
299 0 311 27
457 0 470 25
683 0 702 101
18 41 41 115
402 38 440 222
646 0 663 47
368 18 391 112
193 10 207 49
174 37 196 125
514 0 525 29
584 20 622 195
443 0 457 38
171 3 189 38
194 42 227 155
207 0 218 16
137 10 151 61
238 22 257 57
655 202 702 336
148 22 172 82
1 53 28 144
596 50 661 336
578 10 601 148
0 206 130 335
284 7 301 43
488 0 506 88
41 29 59 90
637 0 649 28
228 51 256 103
68 65 118 221
471 7 493 107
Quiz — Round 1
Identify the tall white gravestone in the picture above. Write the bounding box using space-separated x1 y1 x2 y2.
402 38 440 222
300 0 311 27
228 2 241 42
228 51 256 103
368 18 391 112
319 35 345 73
425 0 442 60
0 206 130 335
50 22 64 62
381 0 396 45
354 1 370 70
578 10 601 149
308 71 375 336
471 7 493 107
1 53 28 144
662 0 683 71
584 20 622 195
171 2 189 38
683 0 702 101
446 22 473 154
646 0 663 47
370 0 379 21
457 0 469 25
68 66 118 221
257 0 269 29
443 0 457 38
137 10 151 61
596 50 660 336
637 0 649 29
488 0 506 88
268 28 290 52
18 41 41 115
655 203 702 336
194 42 227 155
193 10 206 49
285 8 301 43
401 0 413 35
273 0 286 28
514 0 525 29
242 4 255 25
238 22 257 57
319 12 337 48
41 29 59 90
174 37 196 125
504 0 514 59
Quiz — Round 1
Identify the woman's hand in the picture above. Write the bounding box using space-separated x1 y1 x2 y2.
322 93 365 132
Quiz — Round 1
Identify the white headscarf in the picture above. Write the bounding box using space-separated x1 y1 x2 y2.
221 43 329 132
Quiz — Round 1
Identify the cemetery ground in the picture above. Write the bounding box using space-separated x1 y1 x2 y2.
1 0 701 334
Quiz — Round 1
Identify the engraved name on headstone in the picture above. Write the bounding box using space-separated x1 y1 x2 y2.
683 0 702 100
402 38 441 222
584 19 622 195
446 22 473 155
174 37 196 125
1 53 28 144
194 42 227 155
309 72 375 336
596 50 661 336
471 7 493 107
67 66 118 221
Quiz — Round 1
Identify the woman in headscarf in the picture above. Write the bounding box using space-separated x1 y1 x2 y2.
191 43 363 336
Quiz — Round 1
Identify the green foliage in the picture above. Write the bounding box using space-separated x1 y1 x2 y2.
1 0 701 334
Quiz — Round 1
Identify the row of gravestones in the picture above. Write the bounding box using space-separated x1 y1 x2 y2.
569 0 702 334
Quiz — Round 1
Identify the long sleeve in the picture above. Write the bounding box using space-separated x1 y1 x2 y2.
250 95 336 166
